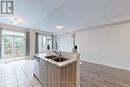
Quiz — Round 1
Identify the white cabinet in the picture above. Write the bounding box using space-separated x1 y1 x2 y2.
33 57 40 79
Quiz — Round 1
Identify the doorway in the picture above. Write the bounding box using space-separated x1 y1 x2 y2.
1 30 26 59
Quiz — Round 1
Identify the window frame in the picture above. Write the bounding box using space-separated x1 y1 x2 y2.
38 34 53 53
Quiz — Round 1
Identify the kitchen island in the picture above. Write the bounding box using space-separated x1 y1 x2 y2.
33 50 80 87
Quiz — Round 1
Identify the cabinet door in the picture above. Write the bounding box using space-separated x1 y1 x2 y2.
39 59 48 87
61 62 77 87
33 60 40 79
48 63 61 87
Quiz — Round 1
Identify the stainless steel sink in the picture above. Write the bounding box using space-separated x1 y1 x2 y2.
44 55 57 59
45 55 68 62
52 57 67 62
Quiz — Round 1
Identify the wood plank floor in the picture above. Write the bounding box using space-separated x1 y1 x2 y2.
80 61 130 87
1 60 130 87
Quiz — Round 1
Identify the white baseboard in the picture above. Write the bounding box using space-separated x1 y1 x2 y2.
81 59 130 71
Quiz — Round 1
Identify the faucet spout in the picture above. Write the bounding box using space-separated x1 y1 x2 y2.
54 51 61 56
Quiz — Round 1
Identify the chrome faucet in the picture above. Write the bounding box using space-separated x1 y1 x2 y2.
54 51 61 57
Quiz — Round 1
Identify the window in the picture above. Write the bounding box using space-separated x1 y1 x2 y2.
38 34 52 52
47 36 52 50
38 35 42 52
1 30 26 58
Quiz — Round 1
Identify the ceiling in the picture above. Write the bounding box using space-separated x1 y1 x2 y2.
1 0 130 34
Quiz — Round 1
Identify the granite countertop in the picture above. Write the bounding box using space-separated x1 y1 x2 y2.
34 53 77 67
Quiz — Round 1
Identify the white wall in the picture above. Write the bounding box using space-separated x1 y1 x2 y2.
56 22 130 70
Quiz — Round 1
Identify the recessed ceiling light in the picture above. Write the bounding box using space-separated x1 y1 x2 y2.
56 26 63 29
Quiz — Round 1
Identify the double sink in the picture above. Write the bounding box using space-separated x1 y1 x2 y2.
44 55 67 62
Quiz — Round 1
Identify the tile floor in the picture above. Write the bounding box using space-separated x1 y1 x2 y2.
0 60 42 87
